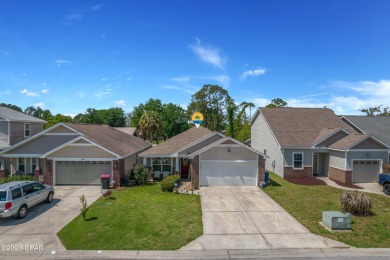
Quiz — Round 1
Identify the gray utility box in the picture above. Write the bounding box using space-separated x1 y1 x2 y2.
322 211 352 230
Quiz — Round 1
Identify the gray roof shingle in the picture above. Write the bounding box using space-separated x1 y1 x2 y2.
0 106 46 123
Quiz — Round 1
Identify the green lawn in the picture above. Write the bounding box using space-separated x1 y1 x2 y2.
57 184 202 250
263 173 390 248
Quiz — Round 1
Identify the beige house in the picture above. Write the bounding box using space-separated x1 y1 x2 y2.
0 123 151 186
250 107 390 184
139 126 266 187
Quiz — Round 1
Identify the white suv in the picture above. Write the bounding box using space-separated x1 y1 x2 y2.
0 181 55 219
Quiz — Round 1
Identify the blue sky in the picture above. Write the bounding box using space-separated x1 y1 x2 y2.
0 0 389 116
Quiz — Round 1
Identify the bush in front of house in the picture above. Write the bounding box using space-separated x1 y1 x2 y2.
160 174 181 192
133 165 152 185
340 190 372 216
0 175 36 184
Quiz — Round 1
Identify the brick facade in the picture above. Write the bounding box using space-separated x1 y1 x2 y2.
258 155 266 184
34 169 42 182
44 159 53 185
0 169 7 178
190 155 200 188
328 167 352 184
113 159 125 187
284 167 312 178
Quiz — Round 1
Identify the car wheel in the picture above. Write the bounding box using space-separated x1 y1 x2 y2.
17 205 28 219
46 192 54 203
384 183 390 196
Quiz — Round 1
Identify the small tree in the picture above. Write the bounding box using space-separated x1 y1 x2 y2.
80 195 88 220
133 164 152 185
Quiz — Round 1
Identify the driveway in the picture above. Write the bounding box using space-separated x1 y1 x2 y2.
181 186 348 250
0 186 101 252
317 176 386 196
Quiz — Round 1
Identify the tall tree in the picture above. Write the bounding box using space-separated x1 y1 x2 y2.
161 103 189 139
139 111 163 143
266 98 288 108
360 105 390 116
0 103 23 112
187 84 232 131
45 114 73 128
129 99 164 128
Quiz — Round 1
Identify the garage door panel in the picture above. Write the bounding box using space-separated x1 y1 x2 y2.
353 160 380 183
56 161 111 185
200 161 257 186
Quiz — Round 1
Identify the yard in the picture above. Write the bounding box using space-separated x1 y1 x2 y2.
57 184 203 250
263 173 390 248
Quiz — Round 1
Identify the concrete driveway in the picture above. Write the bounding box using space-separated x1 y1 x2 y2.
0 186 101 251
181 186 348 250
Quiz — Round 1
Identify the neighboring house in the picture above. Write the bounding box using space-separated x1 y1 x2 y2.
139 126 266 187
250 108 390 184
0 123 151 186
114 127 139 137
341 115 390 160
0 106 46 151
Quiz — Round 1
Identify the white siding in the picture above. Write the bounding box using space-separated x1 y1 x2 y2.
251 112 283 177
346 151 388 170
329 151 346 170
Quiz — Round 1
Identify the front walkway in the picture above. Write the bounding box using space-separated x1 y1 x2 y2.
316 176 385 195
181 186 348 250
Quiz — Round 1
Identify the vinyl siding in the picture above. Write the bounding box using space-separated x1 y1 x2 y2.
48 125 76 134
0 121 8 146
124 153 137 175
251 112 283 177
179 135 223 155
48 145 117 158
9 122 44 145
283 149 313 167
329 151 346 170
201 146 257 161
351 138 387 149
346 151 389 170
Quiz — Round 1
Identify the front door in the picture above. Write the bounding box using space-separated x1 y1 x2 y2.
181 158 189 178
313 154 319 175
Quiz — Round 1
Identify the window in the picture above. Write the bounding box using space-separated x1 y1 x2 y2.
24 123 31 137
22 184 34 195
264 149 267 155
11 188 22 199
0 191 6 201
18 158 25 173
152 158 172 172
293 152 303 169
32 182 44 192
31 158 38 173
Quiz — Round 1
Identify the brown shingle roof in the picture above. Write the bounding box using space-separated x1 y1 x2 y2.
312 128 347 145
329 134 368 150
259 108 356 147
114 127 138 136
139 126 213 156
63 123 151 157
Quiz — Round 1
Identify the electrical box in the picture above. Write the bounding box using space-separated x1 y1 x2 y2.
322 211 351 230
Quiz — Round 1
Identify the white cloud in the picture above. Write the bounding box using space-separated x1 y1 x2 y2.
253 98 270 107
92 4 104 11
199 75 230 86
115 100 126 106
20 89 40 97
163 85 195 94
101 77 108 81
241 68 267 80
0 90 11 95
189 38 225 69
95 87 113 98
126 77 132 81
76 91 85 98
41 89 48 93
65 11 83 21
172 76 190 83
34 102 45 108
55 59 72 66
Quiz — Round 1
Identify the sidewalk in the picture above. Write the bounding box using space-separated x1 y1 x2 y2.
1 248 390 259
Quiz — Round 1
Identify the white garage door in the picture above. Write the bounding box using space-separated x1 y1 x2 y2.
56 161 112 185
353 160 381 183
199 161 257 186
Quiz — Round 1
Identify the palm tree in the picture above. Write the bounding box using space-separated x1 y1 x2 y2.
139 111 163 143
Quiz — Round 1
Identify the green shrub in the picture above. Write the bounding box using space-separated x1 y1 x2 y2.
161 174 181 192
0 175 35 184
133 165 152 185
340 191 372 216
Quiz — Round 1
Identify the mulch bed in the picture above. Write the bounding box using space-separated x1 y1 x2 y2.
285 177 327 186
331 179 364 189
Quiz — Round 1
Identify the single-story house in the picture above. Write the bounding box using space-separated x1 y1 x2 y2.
250 108 390 184
138 126 266 187
341 115 390 160
0 123 151 186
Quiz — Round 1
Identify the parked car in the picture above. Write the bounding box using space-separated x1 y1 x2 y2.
0 181 55 219
378 173 390 195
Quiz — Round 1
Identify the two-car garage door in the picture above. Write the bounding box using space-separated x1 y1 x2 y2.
56 161 112 185
199 161 257 186
352 160 381 183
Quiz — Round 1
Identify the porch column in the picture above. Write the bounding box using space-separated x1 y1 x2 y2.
143 157 147 166
175 157 179 174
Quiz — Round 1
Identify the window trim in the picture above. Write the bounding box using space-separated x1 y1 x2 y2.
292 152 304 170
152 157 172 173
17 157 26 174
24 123 31 138
30 158 38 174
